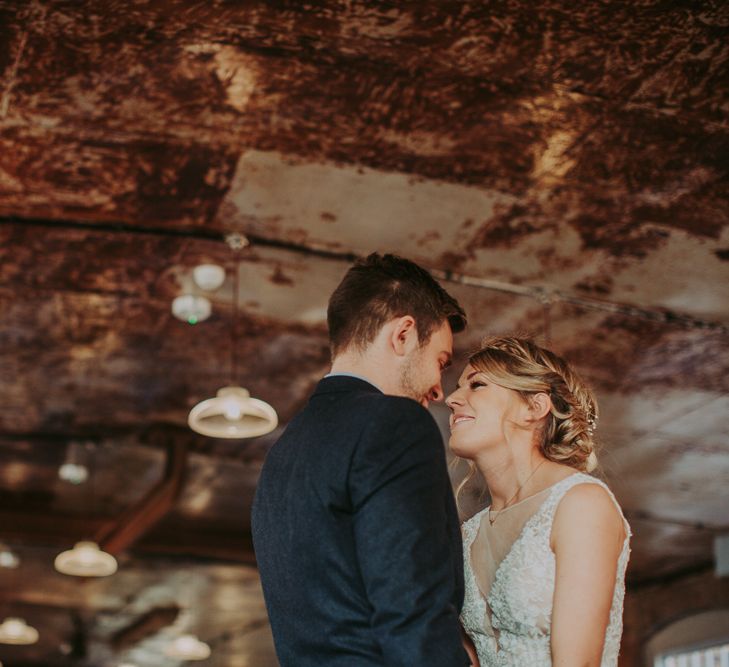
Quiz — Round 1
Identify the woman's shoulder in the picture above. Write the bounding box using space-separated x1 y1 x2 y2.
561 477 618 507
552 473 622 514
552 475 629 545
544 468 606 497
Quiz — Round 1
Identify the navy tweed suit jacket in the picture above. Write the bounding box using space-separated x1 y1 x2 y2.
252 375 468 667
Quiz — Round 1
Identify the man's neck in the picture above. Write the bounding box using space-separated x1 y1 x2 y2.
330 352 400 397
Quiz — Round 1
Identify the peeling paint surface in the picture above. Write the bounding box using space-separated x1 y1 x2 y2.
0 1 728 665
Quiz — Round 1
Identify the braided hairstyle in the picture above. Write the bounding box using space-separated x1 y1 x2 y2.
468 336 598 472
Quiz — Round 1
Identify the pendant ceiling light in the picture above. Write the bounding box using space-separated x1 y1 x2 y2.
172 294 212 325
193 263 226 291
54 540 117 577
188 234 278 439
58 440 89 485
0 617 39 645
0 543 19 569
164 634 211 660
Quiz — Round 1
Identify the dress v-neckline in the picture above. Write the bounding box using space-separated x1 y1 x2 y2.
466 473 580 613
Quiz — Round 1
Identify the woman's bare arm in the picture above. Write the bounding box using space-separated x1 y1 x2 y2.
461 626 481 667
550 483 626 667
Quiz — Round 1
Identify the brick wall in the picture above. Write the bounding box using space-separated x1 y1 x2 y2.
619 569 729 667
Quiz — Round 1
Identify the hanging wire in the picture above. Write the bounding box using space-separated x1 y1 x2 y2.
87 441 96 522
225 232 248 387
230 256 240 387
541 295 553 346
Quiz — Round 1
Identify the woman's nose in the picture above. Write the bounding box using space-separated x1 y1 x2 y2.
445 389 462 409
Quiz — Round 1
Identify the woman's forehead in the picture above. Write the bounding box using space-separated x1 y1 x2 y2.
457 363 482 381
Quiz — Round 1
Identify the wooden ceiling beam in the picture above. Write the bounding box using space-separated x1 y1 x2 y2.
110 605 181 651
94 440 188 556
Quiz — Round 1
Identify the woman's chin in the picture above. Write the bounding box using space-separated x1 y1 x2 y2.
448 438 473 460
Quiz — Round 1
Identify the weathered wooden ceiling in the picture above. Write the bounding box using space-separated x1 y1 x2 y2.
1 1 728 666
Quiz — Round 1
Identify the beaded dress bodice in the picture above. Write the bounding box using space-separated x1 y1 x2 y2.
460 473 631 666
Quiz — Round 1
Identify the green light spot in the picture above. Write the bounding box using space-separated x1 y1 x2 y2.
188 316 198 325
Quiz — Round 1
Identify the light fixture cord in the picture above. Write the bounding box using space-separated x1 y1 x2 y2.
542 295 552 346
88 441 96 521
230 256 240 386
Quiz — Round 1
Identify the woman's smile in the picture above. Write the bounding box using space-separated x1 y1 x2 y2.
449 413 475 429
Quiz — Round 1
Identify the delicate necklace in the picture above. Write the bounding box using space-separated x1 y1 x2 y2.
488 459 547 525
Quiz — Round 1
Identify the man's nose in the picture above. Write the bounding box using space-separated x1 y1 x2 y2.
428 383 444 403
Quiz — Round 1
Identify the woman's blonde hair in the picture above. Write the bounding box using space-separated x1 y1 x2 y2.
455 336 598 500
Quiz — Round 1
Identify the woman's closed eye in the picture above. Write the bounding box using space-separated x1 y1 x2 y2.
469 380 486 390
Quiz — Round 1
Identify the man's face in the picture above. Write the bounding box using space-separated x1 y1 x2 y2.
399 321 453 408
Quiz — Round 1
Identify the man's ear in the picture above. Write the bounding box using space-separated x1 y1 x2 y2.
389 316 418 357
527 392 552 422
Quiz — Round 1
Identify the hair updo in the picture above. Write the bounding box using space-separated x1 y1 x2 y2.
468 336 599 472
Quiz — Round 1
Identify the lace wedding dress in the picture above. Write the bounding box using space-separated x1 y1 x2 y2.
460 473 631 666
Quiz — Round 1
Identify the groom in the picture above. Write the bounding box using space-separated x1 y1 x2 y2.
252 253 470 667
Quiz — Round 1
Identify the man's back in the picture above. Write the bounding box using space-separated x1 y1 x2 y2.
251 375 467 667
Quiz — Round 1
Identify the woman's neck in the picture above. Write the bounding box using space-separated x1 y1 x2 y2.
475 446 549 511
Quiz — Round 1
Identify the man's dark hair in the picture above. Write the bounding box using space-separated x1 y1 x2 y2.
327 253 466 357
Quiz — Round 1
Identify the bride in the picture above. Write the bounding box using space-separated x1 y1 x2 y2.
446 337 630 666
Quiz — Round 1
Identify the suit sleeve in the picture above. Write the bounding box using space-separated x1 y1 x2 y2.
349 398 469 667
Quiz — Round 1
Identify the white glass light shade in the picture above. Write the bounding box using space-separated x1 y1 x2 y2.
164 634 211 660
0 544 19 569
188 386 278 439
58 462 89 485
54 541 118 577
193 264 226 291
172 295 211 325
0 617 39 645
58 441 89 484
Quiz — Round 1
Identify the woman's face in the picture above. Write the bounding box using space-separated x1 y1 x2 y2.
445 364 526 459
